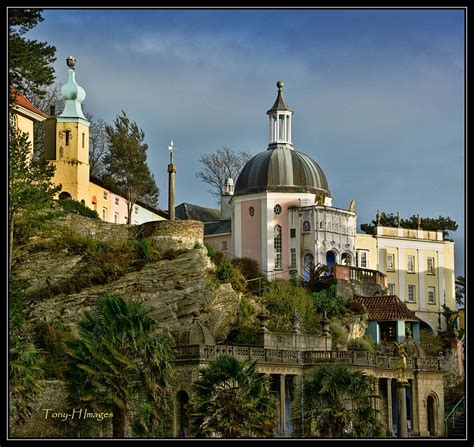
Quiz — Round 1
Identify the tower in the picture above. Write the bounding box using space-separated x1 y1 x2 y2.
46 56 90 201
168 140 177 220
267 80 293 149
221 177 234 220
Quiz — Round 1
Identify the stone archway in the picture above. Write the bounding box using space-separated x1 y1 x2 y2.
59 191 72 200
326 250 336 273
176 390 190 438
427 394 437 436
303 252 314 281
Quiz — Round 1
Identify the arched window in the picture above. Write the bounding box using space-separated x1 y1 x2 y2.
59 191 72 201
177 390 190 437
303 220 311 232
274 225 282 269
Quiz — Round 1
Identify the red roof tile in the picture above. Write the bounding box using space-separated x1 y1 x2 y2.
354 295 421 322
9 87 48 118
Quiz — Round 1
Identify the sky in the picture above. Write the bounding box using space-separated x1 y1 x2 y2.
23 7 465 276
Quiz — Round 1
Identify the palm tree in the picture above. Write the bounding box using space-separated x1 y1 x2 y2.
190 355 278 438
65 294 175 438
299 363 382 438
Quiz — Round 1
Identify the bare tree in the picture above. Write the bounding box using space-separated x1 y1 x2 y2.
85 112 109 178
196 146 252 202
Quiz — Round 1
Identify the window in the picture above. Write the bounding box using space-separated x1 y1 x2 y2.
387 254 395 271
114 212 119 224
357 251 367 268
221 241 227 250
319 221 324 229
303 220 311 232
388 283 396 295
115 197 120 205
274 225 282 269
65 129 70 146
407 255 415 273
274 204 282 215
427 286 436 304
82 133 85 148
102 207 107 221
249 206 255 217
427 257 435 275
103 191 108 200
408 285 416 303
290 228 296 238
290 248 296 268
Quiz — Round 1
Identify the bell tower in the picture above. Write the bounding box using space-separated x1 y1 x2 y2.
267 80 294 149
48 56 90 201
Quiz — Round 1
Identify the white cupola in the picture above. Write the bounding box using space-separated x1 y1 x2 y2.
266 80 293 148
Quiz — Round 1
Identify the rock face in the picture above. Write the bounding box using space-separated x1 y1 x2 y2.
12 214 241 345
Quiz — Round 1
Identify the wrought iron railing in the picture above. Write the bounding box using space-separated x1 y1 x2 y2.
444 395 465 437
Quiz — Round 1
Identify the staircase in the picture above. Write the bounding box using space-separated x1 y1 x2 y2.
445 397 466 438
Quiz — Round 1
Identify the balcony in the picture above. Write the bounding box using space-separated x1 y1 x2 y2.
334 264 387 288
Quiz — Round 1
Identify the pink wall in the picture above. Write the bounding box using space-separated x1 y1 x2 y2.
204 234 232 258
110 193 129 224
240 199 262 266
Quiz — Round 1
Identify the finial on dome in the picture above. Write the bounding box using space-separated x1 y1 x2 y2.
276 80 284 91
66 56 76 68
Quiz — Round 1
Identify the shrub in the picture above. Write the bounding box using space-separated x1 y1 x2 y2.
205 243 224 266
347 336 375 352
136 238 152 262
58 198 99 220
217 260 246 293
262 280 319 334
231 257 263 280
420 328 444 357
329 320 349 350
312 284 345 318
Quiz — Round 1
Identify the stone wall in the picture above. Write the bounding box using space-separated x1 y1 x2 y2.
336 278 385 299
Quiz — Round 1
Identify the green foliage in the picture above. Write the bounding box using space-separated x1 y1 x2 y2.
311 284 345 318
64 294 175 438
329 320 349 350
193 241 203 249
304 261 331 293
262 280 319 334
104 111 159 224
299 363 382 438
58 198 99 219
9 283 44 424
455 275 465 306
347 336 375 352
190 355 278 438
217 260 247 293
8 9 56 98
231 257 263 281
228 296 260 345
420 328 444 357
438 304 461 349
360 211 458 240
136 238 152 262
205 243 224 266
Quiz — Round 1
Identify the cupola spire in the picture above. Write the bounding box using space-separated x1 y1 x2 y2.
266 81 293 149
58 56 87 122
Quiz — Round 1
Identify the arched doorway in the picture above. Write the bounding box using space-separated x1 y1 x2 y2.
59 191 72 200
427 394 437 436
177 390 190 437
326 250 336 274
303 253 314 282
341 252 351 266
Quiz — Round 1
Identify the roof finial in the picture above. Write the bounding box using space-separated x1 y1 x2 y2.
276 80 284 91
66 55 76 68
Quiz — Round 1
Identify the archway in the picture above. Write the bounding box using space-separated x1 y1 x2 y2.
59 191 72 200
341 252 352 266
326 250 336 274
303 253 314 282
176 390 190 438
427 394 437 436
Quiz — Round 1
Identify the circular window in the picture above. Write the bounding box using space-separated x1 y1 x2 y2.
274 204 282 215
249 206 255 217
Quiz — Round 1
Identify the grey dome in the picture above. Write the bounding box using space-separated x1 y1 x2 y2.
178 312 215 346
234 146 330 197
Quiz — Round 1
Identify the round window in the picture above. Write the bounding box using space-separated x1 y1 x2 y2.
249 206 255 217
274 204 282 215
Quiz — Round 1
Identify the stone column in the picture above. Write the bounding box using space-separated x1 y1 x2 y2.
280 374 286 436
397 381 409 437
168 163 176 220
387 379 393 435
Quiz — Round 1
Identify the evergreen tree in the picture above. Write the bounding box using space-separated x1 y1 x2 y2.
65 294 174 438
190 355 278 438
8 8 56 99
8 124 61 274
104 111 159 223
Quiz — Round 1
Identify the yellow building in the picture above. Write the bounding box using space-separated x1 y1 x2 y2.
12 57 167 225
356 225 455 334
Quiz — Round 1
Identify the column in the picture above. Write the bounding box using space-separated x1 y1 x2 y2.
396 321 406 343
397 382 409 437
167 163 176 220
387 379 393 435
234 202 242 257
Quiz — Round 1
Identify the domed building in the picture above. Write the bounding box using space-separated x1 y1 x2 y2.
229 81 356 279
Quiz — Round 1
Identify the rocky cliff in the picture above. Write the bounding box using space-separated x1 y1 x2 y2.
11 214 242 344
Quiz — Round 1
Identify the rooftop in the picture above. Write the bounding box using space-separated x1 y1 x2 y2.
354 295 421 322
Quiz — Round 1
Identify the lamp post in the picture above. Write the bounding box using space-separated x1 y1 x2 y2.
167 140 176 220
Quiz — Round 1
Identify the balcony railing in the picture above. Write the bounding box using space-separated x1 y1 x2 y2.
173 344 443 371
334 264 387 288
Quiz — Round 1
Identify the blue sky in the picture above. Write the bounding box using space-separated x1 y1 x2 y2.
24 8 465 276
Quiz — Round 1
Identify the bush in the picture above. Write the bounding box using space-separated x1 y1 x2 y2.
347 336 375 352
58 198 99 220
231 257 263 280
217 260 246 293
136 238 152 262
205 243 224 266
329 320 349 350
262 280 319 334
312 284 345 318
420 328 444 357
